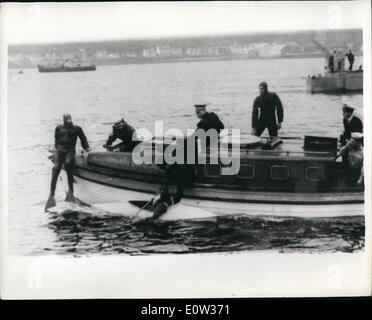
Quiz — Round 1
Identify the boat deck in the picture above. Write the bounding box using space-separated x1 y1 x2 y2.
204 137 337 161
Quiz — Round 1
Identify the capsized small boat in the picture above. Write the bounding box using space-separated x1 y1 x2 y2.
71 134 364 218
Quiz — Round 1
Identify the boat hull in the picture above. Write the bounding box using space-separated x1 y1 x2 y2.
38 65 96 72
73 175 364 218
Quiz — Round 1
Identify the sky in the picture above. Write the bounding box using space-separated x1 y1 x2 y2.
1 1 370 44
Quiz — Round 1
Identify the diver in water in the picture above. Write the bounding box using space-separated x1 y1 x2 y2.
150 163 196 220
103 118 139 152
45 113 90 211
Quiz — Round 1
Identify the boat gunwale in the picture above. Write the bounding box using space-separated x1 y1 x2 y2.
73 165 364 205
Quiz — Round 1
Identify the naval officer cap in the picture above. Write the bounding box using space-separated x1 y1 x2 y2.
194 103 209 109
342 104 354 113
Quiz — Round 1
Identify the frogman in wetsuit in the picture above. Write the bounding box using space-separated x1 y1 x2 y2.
251 82 284 137
151 164 196 220
45 114 90 211
103 118 139 152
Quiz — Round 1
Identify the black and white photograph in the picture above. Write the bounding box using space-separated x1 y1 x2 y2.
0 1 371 299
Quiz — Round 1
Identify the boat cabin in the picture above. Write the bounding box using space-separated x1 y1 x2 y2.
82 134 362 194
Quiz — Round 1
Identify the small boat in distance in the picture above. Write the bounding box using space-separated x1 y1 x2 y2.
37 59 96 73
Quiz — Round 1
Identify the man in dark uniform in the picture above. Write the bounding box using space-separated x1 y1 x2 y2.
45 113 90 211
340 104 363 146
251 82 283 137
103 118 139 152
328 50 335 73
195 104 225 133
345 49 355 71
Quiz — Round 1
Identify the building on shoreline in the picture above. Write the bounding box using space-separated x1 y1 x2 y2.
8 29 363 69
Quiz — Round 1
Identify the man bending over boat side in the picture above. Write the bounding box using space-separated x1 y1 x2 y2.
103 118 140 152
45 113 90 211
336 132 364 186
340 104 363 146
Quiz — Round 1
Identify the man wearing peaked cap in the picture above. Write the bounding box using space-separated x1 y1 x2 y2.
194 103 225 134
340 103 363 146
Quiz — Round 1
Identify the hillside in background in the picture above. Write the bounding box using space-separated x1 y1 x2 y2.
8 29 363 69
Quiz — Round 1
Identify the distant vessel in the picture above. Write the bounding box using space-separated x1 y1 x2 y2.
37 60 96 73
306 70 363 94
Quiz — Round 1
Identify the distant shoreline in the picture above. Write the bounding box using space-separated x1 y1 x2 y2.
8 54 333 70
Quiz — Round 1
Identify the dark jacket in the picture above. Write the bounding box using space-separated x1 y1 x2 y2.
55 124 89 152
106 121 137 146
197 112 224 133
341 115 363 145
328 55 334 69
252 92 283 128
345 52 355 63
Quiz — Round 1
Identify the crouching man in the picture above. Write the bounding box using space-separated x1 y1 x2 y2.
103 118 139 152
337 132 364 186
45 113 90 211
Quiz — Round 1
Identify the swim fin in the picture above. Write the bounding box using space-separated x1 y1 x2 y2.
44 194 56 212
65 191 76 203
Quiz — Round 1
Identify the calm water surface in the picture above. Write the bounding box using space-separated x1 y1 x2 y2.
7 57 364 255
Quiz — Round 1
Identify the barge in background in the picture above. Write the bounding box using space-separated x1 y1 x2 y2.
71 134 364 218
37 62 96 73
306 70 363 94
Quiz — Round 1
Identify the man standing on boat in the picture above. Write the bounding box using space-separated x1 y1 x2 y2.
251 82 284 137
345 49 355 71
328 49 336 73
45 113 90 211
340 104 363 146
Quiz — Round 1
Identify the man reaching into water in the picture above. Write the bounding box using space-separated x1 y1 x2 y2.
103 118 139 152
45 113 90 211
